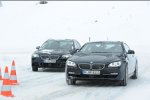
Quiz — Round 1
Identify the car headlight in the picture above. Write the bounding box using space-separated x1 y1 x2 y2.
108 61 122 67
66 60 76 67
62 54 72 59
32 54 39 58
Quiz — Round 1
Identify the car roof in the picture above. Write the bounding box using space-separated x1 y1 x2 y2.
86 41 123 44
47 39 75 41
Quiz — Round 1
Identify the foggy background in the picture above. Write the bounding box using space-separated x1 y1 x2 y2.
0 1 150 53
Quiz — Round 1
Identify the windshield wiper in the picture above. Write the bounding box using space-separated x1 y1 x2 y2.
91 52 106 53
91 52 114 53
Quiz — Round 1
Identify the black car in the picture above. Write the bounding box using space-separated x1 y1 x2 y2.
31 39 81 71
66 41 138 86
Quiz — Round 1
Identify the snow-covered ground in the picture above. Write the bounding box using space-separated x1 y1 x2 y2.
0 46 150 100
0 1 150 100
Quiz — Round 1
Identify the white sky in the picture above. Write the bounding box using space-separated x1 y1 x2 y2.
0 1 150 52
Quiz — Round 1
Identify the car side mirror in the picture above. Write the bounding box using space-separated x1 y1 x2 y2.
127 50 135 54
36 46 40 49
76 49 79 52
69 49 79 54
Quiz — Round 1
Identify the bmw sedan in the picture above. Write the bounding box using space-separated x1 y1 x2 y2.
32 39 81 71
65 41 138 86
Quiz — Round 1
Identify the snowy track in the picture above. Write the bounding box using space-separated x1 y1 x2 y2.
0 50 150 100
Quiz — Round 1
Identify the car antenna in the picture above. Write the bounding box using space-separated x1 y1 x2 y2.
106 33 109 41
107 37 109 41
89 37 91 42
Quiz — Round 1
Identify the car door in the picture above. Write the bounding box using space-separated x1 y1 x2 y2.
123 43 136 74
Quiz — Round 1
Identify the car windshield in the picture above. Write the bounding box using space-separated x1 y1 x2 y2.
79 42 123 53
40 40 74 51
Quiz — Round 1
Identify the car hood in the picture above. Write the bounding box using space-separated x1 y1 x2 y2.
69 52 123 64
34 49 70 55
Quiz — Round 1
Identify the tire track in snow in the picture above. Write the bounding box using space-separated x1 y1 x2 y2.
36 81 126 100
37 86 95 100
19 73 65 89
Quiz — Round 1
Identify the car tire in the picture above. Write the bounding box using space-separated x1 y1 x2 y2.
131 62 138 79
32 66 38 71
66 78 76 85
120 66 128 86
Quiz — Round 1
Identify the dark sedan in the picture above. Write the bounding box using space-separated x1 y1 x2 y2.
65 41 138 86
31 39 81 71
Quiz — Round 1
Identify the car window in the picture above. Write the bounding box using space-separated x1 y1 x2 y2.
40 40 74 51
124 43 130 52
80 42 123 53
74 41 77 49
74 41 81 49
76 41 81 49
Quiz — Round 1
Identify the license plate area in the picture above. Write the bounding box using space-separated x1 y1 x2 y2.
43 59 56 63
82 70 100 75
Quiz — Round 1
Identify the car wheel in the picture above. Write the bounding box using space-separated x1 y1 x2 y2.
66 78 76 85
120 66 128 86
32 66 38 71
131 62 138 79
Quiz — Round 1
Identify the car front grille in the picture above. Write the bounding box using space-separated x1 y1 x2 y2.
78 64 90 69
40 55 49 59
78 63 105 70
92 64 105 70
40 54 59 60
50 55 59 59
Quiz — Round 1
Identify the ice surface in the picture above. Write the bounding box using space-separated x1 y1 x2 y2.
0 46 150 100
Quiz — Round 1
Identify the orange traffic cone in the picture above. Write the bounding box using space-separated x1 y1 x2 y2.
0 66 14 97
0 67 2 80
10 60 18 85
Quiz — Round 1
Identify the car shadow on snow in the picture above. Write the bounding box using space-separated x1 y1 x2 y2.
75 80 121 87
37 68 65 72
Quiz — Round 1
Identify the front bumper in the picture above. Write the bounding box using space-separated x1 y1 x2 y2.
66 62 126 81
32 57 67 68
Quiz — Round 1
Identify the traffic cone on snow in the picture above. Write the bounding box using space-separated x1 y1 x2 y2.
0 66 14 97
10 60 18 85
0 67 2 80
